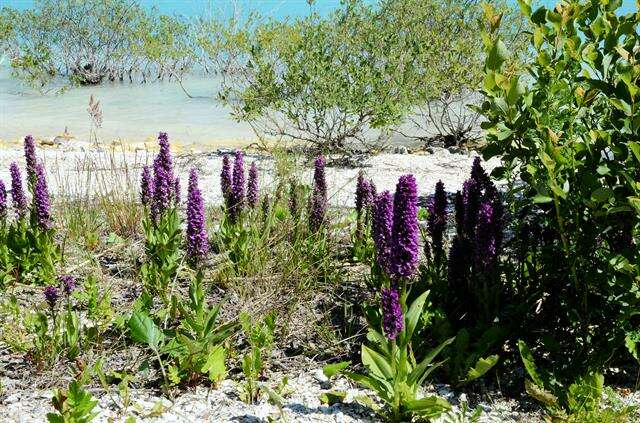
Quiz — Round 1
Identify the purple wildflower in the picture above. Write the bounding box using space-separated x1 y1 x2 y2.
151 132 175 220
368 180 377 204
140 165 153 206
0 180 6 220
186 169 209 263
355 171 371 215
484 183 504 250
220 155 232 205
59 275 77 295
372 191 393 274
227 150 245 223
174 177 181 205
355 171 373 240
474 201 497 271
247 162 259 208
10 163 28 218
381 287 404 340
44 285 59 308
261 194 270 221
24 135 37 188
462 178 480 237
454 190 464 237
309 155 327 233
390 175 419 279
33 162 51 230
427 180 448 261
470 157 490 190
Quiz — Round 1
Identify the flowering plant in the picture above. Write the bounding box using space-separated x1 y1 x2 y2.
345 175 452 422
417 160 502 386
2 137 60 285
140 133 182 303
351 170 376 262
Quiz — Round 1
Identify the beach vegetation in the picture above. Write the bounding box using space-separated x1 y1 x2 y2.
0 0 640 421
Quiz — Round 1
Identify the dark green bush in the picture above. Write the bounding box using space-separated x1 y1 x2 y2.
478 0 640 382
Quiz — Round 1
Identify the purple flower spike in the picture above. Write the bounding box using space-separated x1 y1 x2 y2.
261 194 270 221
59 275 77 295
174 177 181 205
474 201 497 271
381 287 404 340
470 156 490 190
0 180 6 220
33 163 51 230
10 163 28 218
151 132 175 220
484 183 504 250
309 155 327 232
428 180 448 260
247 162 259 209
454 190 464 237
368 180 377 204
462 178 480 236
44 285 59 308
372 191 393 274
220 155 232 204
390 175 419 279
228 150 245 223
355 171 370 215
24 135 37 188
140 165 154 206
186 169 209 263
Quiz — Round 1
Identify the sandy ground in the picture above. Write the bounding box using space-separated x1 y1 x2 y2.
0 139 498 210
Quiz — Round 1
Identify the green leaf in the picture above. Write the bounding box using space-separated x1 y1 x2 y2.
629 142 640 163
486 39 509 71
518 340 545 387
629 197 640 214
533 195 553 203
506 76 525 105
262 383 285 408
517 0 532 17
322 361 351 379
362 345 393 380
591 187 614 202
407 337 454 386
202 346 226 383
625 332 640 361
366 328 391 355
404 396 451 418
344 372 391 401
464 355 499 384
319 391 347 405
405 290 429 342
610 98 632 116
128 312 164 350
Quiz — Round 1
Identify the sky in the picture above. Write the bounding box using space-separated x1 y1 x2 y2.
1 0 637 20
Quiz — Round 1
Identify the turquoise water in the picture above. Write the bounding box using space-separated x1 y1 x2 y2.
0 67 255 146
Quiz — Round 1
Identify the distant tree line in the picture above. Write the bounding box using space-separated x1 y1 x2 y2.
0 0 209 93
0 0 526 153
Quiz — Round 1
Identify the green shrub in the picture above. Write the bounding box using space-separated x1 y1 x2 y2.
479 0 640 380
